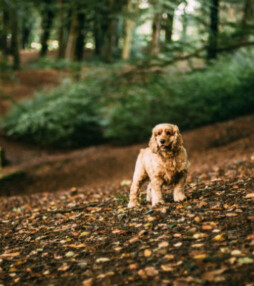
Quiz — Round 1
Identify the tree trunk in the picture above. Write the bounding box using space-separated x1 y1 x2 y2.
0 1 9 56
241 0 254 41
105 0 115 62
65 7 85 62
10 6 20 69
57 0 65 58
165 10 174 43
75 11 86 61
181 3 188 43
21 25 30 49
122 0 135 60
65 8 79 61
150 13 161 56
94 19 104 56
40 1 55 57
207 0 219 60
122 0 140 60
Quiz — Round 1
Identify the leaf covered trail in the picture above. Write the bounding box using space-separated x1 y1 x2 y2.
0 157 254 285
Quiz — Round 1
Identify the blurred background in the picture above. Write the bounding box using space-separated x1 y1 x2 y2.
0 0 254 195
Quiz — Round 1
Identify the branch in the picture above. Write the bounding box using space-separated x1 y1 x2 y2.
123 40 254 76
216 40 254 52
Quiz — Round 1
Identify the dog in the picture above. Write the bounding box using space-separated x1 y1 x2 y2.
128 123 189 208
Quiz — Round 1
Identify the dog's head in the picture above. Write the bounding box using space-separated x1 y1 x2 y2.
149 123 183 154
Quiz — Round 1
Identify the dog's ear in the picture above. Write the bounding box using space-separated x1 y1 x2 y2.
149 131 158 153
172 125 183 152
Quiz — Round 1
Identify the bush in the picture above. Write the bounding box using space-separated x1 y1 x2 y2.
104 49 254 143
1 80 104 147
1 49 254 147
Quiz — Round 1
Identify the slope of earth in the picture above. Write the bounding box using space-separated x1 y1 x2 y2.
0 151 254 285
0 114 253 196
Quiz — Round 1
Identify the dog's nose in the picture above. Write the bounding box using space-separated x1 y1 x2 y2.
160 139 165 144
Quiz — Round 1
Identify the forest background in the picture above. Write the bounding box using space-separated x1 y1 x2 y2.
0 0 254 147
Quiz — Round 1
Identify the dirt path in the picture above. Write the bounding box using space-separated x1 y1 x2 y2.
0 135 253 286
1 114 253 196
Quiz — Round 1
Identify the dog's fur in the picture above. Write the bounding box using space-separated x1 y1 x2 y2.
128 123 189 208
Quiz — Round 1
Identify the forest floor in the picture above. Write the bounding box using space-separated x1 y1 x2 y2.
0 51 254 285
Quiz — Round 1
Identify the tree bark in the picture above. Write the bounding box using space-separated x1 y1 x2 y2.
65 8 79 61
105 0 116 62
40 0 55 57
165 10 174 43
0 1 9 56
94 19 104 56
122 0 135 60
10 6 20 69
57 0 65 58
241 0 254 41
75 11 86 61
150 13 161 56
181 2 188 43
207 0 219 60
65 7 85 62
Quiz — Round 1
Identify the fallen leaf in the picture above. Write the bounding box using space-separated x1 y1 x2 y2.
226 212 238 217
202 267 227 282
213 233 226 241
0 252 20 259
193 233 207 239
163 254 174 260
158 241 169 248
58 263 70 271
95 257 110 263
237 257 254 264
174 242 182 248
245 193 254 198
82 278 93 286
144 266 159 276
128 263 139 270
246 234 254 240
231 250 242 256
144 249 152 257
65 251 75 258
161 264 174 272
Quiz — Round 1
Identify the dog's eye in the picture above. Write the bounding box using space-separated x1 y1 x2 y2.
167 131 171 135
157 132 161 135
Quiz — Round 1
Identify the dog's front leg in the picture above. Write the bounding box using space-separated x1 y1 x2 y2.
150 178 164 207
173 172 187 202
146 183 152 202
128 182 141 208
128 154 147 208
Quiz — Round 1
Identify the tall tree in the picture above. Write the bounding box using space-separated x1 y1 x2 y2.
10 4 20 69
40 0 55 57
122 0 139 60
207 0 219 60
57 0 65 58
105 0 116 62
181 1 188 43
150 12 161 56
165 10 174 43
65 4 86 61
0 0 9 57
241 0 254 41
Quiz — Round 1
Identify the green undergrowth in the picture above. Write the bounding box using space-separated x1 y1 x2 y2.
1 49 254 147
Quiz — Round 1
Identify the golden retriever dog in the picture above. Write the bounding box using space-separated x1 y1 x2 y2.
128 123 189 208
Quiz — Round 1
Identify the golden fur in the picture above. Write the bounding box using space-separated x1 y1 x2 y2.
128 123 189 208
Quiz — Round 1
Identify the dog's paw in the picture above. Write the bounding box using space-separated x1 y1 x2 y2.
128 200 140 208
151 199 165 207
146 193 152 202
174 192 186 202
